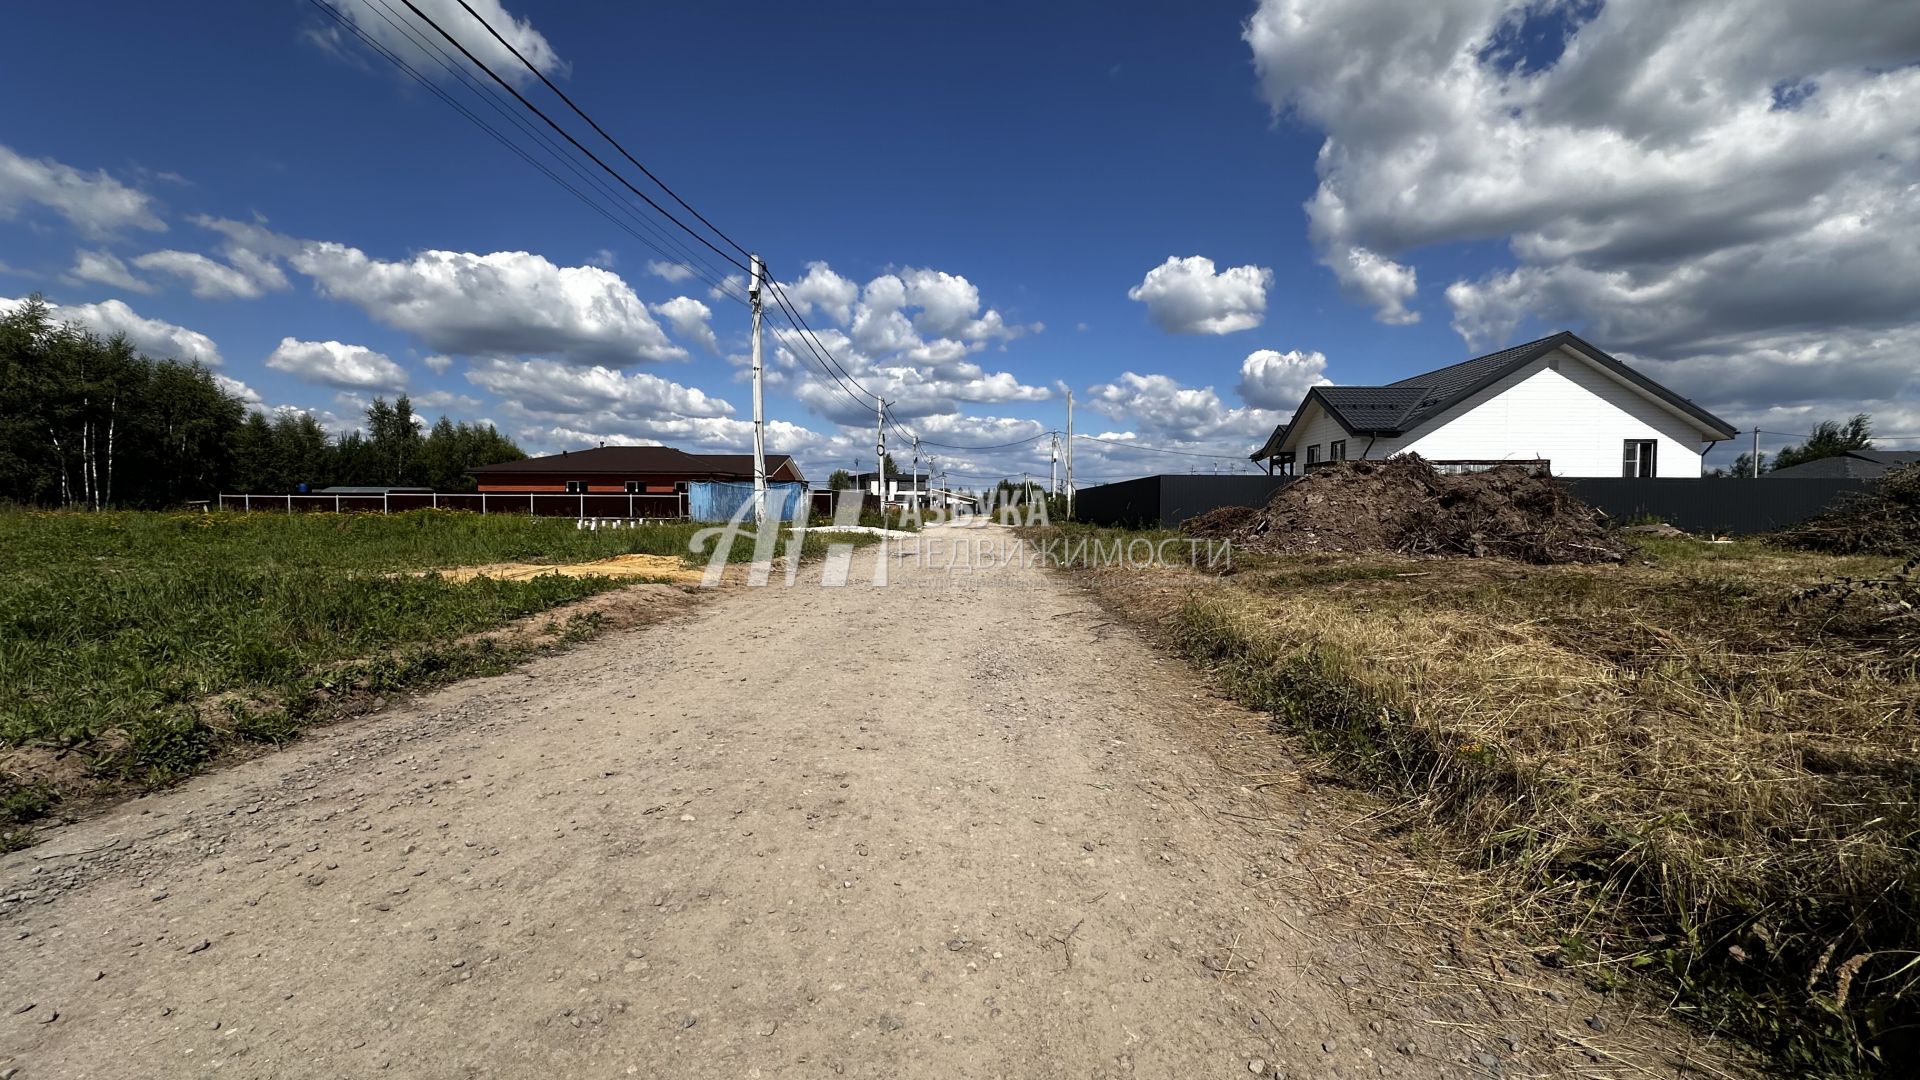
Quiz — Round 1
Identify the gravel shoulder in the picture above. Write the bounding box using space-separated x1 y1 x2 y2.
0 523 1738 1079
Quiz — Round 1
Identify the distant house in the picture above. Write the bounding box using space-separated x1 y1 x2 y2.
1765 449 1920 479
469 445 805 493
855 470 930 506
1249 331 1737 478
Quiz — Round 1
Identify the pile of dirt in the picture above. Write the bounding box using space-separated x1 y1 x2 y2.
1233 456 1626 563
1777 463 1920 555
1180 504 1260 538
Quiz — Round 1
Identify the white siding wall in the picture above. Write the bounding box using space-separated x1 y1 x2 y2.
1286 400 1351 465
1280 346 1712 477
1398 349 1705 476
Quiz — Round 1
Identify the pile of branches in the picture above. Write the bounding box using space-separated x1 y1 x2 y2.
1233 456 1625 564
1778 463 1920 556
1180 504 1260 539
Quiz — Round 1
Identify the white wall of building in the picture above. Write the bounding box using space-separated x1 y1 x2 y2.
1282 346 1716 477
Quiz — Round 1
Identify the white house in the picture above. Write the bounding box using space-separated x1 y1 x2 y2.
1249 331 1738 478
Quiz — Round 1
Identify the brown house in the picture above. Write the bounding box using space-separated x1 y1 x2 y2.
469 446 806 494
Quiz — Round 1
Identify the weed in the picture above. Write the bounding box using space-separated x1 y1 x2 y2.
1057 529 1918 1077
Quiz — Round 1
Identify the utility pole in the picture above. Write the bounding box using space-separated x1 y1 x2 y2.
912 435 921 511
1050 433 1058 495
1065 390 1074 519
1751 426 1760 478
748 253 767 523
875 397 887 508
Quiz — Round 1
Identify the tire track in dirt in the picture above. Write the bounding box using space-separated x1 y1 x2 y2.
0 523 1735 1079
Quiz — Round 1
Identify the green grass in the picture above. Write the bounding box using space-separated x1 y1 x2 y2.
0 508 863 820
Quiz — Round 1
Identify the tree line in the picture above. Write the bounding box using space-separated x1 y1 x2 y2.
1 296 525 509
1712 415 1876 477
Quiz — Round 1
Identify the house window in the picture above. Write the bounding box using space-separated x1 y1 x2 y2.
1622 440 1658 478
1306 445 1320 465
624 480 641 494
1329 439 1347 461
565 480 586 494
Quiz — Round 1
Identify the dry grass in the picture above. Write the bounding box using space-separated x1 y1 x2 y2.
1048 529 1918 1077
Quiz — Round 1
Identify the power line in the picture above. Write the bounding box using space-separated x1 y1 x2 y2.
350 0 744 304
396 0 751 275
762 280 879 408
910 430 1056 451
449 0 752 263
764 277 881 403
311 0 750 311
1071 433 1249 460
1755 428 1920 442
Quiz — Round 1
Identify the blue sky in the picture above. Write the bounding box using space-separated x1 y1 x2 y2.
4 0 1918 483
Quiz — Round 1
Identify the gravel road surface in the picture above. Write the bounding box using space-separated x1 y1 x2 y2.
1 523 1731 1079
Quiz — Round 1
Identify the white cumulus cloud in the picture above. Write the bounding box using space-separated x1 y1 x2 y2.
1236 349 1332 410
266 338 409 391
65 250 152 293
1126 256 1274 334
132 250 277 300
289 242 685 364
0 295 221 366
0 144 164 235
1244 0 1920 421
318 0 565 84
652 295 718 354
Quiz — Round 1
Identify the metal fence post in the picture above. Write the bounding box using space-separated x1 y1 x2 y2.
528 494 534 516
244 494 251 512
383 493 389 515
335 495 341 513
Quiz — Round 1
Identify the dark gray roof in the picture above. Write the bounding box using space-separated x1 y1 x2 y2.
1252 331 1739 455
1765 449 1920 479
1249 424 1290 460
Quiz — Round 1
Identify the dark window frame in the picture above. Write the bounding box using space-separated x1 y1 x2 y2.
1305 444 1321 465
565 480 587 494
1622 439 1658 478
1329 439 1347 461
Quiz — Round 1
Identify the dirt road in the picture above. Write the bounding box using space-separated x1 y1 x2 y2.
2 524 1728 1079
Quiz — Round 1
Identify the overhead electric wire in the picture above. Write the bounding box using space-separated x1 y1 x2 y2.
1071 433 1248 459
907 430 1055 451
763 277 881 403
350 0 746 306
1754 428 1920 442
758 286 886 417
449 0 753 263
396 0 752 275
312 0 752 313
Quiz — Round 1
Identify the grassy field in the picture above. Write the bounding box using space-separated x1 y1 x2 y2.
1030 523 1918 1076
0 508 860 846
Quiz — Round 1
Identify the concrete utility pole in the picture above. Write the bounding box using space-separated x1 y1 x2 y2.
875 397 887 507
912 435 921 510
1752 426 1760 478
1050 433 1058 495
1065 391 1074 519
748 254 767 523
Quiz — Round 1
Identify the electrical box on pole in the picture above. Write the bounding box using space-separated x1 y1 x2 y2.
748 254 767 523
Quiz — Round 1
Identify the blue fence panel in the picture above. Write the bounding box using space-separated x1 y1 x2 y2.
687 481 807 522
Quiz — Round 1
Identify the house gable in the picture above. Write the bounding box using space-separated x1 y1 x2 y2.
1253 331 1737 477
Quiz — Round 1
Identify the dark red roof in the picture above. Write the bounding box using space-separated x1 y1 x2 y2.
470 446 799 480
